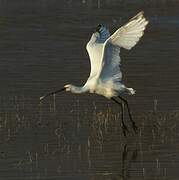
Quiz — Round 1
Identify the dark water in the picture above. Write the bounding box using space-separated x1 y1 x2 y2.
0 0 179 179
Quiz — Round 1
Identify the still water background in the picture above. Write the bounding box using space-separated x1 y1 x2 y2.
0 0 178 179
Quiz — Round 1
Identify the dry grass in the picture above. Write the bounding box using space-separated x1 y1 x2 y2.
0 96 178 147
0 96 178 178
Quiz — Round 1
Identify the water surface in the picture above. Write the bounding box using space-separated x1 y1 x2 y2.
0 0 179 179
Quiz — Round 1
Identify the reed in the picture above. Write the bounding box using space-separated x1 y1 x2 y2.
0 96 178 178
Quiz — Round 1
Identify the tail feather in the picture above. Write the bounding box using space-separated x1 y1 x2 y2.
127 88 136 95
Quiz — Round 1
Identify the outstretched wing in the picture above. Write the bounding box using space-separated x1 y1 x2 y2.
98 11 148 83
86 25 110 79
98 43 122 83
110 11 148 50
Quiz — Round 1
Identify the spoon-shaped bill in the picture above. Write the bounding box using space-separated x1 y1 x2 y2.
40 87 66 101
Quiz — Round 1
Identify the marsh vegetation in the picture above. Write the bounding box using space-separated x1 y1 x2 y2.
0 96 178 179
0 0 178 179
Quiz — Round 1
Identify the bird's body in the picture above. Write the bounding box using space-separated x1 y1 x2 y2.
40 11 148 135
64 11 148 99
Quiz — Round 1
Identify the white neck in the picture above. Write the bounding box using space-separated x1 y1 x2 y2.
70 85 88 94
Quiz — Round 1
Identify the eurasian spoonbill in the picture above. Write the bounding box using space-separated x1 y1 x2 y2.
40 11 148 135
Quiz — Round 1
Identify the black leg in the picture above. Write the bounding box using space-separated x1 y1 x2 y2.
111 97 129 136
117 95 138 133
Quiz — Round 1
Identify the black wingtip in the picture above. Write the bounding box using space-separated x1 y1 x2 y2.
96 24 103 32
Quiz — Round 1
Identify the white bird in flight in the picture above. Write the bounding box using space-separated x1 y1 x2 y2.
40 11 148 135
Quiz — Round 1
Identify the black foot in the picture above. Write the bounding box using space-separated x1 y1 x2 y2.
122 124 129 136
132 122 138 134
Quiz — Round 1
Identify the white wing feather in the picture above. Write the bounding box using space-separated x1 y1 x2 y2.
86 42 103 79
98 11 148 85
99 43 122 82
86 26 110 80
109 11 148 50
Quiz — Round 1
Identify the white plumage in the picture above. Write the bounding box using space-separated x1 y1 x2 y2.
77 11 148 98
41 11 148 99
40 12 148 135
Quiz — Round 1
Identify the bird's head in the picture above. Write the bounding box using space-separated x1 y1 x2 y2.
64 84 73 92
64 84 83 93
64 84 79 93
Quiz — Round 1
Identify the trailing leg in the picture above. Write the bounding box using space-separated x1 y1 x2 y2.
111 97 129 136
117 95 138 133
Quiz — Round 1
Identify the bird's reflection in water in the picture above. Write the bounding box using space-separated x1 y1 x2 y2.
89 144 138 180
121 144 138 179
46 113 138 178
